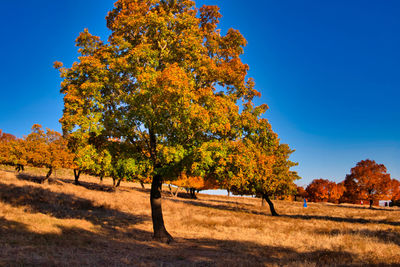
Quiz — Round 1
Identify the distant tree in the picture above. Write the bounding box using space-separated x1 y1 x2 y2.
294 186 307 201
0 130 19 168
306 179 331 202
169 172 218 198
389 179 400 205
222 140 299 216
24 125 74 181
306 179 344 203
343 159 391 208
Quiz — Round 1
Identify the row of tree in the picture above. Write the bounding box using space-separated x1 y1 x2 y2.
297 159 400 208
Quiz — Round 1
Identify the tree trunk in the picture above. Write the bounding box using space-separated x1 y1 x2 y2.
115 178 123 188
99 174 104 184
140 181 145 189
15 164 24 172
112 176 116 187
263 193 279 216
369 199 373 209
150 174 173 243
173 186 179 197
168 184 174 197
42 167 53 184
191 188 197 199
74 169 81 185
227 189 230 197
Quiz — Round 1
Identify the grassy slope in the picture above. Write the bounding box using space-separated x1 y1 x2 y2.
0 166 399 266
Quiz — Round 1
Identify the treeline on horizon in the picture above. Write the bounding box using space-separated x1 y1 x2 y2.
296 160 400 207
1 126 399 208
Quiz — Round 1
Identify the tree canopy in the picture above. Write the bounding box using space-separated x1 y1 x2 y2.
56 0 298 242
343 159 391 208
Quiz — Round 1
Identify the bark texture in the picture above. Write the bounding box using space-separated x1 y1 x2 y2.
151 174 173 243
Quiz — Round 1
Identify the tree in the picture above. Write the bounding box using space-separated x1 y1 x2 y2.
24 125 74 181
0 130 19 168
306 179 331 202
294 186 307 201
169 172 218 198
216 138 299 216
306 179 344 203
57 0 285 242
389 179 400 205
343 159 391 208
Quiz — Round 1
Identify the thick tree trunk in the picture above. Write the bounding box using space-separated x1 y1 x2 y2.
150 174 173 243
74 169 81 185
263 193 279 216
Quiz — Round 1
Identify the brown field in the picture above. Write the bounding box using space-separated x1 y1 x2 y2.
0 165 399 266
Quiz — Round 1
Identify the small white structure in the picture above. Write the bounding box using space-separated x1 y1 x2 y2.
379 200 392 207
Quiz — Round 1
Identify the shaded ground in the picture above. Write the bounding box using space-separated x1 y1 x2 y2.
0 168 400 266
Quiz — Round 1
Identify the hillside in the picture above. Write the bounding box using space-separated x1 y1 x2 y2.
0 166 399 266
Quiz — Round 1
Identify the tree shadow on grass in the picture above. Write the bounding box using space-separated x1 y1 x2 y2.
336 203 399 212
57 177 118 193
166 197 400 227
316 227 400 247
0 216 366 266
283 214 400 227
15 172 49 184
166 197 269 216
0 182 149 230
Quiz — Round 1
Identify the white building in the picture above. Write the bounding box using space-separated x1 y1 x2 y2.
379 200 392 207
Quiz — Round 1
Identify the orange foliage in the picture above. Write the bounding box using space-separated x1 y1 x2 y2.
306 179 344 203
389 179 400 201
171 172 218 191
342 159 391 207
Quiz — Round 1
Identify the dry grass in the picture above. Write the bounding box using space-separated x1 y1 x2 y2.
1 166 400 266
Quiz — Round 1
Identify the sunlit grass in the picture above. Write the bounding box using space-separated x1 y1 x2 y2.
0 166 399 266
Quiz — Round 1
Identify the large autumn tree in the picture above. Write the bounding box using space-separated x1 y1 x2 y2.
343 159 391 208
57 0 288 242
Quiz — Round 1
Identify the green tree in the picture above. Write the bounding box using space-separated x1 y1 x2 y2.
57 0 282 242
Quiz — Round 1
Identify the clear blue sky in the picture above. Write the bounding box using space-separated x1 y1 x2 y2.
1 0 399 186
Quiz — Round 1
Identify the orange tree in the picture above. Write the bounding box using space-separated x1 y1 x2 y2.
306 179 344 203
294 186 307 201
24 125 74 180
168 172 218 198
56 0 288 242
0 130 19 168
389 179 400 205
343 159 391 208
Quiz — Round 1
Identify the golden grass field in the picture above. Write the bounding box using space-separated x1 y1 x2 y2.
0 165 399 266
